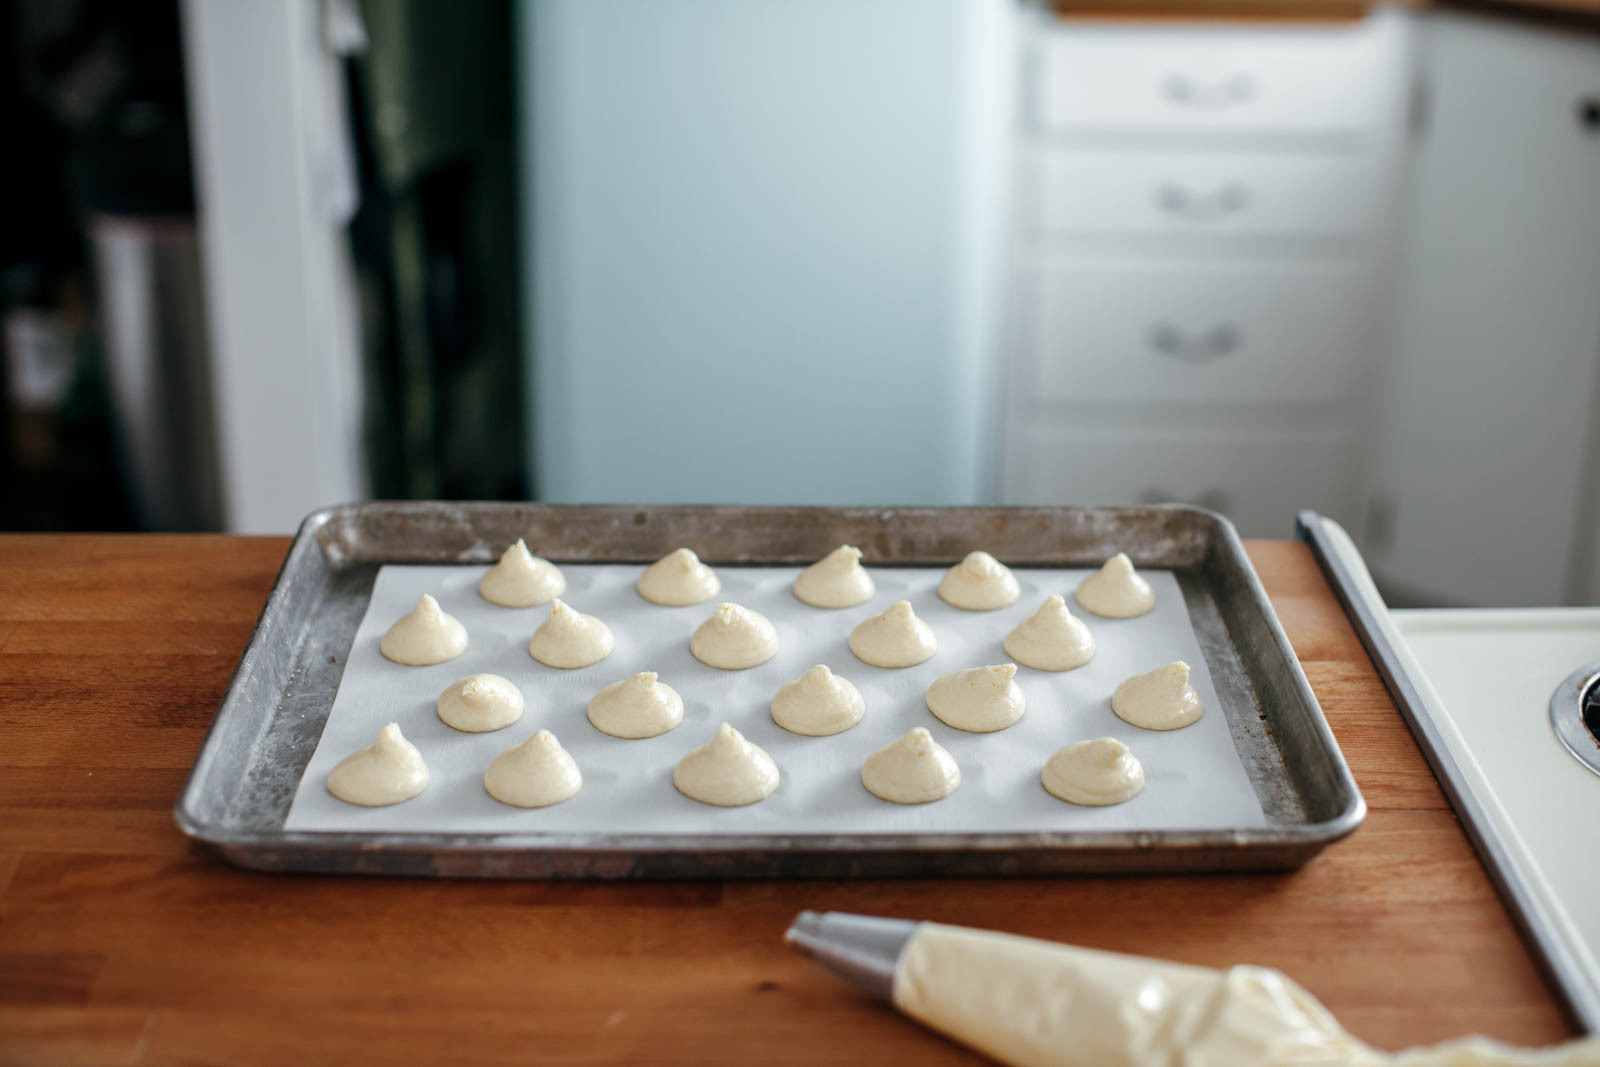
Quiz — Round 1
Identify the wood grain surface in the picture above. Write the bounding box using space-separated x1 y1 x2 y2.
0 535 1576 1064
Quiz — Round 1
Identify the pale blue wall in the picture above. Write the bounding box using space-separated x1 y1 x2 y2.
519 0 1014 505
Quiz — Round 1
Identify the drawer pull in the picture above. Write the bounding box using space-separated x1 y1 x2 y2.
1156 182 1250 222
1162 73 1255 110
1148 322 1240 362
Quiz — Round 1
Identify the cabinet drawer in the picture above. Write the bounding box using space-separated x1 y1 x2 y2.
1020 262 1368 405
1028 149 1381 241
1001 423 1355 538
1031 17 1402 139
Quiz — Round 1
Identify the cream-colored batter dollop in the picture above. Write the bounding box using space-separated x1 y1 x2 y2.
1042 738 1145 806
436 673 525 733
690 602 778 670
586 671 684 739
926 664 1025 733
478 538 565 607
672 722 780 807
938 551 1022 611
770 665 865 736
793 545 875 609
637 547 721 606
849 600 937 668
1004 594 1095 672
528 598 614 669
1075 552 1155 618
861 727 961 804
326 723 429 807
379 594 468 666
1112 661 1203 731
483 729 582 808
893 922 1600 1067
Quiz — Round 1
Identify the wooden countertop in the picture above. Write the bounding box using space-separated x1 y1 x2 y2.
0 535 1576 1063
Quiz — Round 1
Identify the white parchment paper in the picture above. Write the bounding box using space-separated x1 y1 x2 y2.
283 563 1268 834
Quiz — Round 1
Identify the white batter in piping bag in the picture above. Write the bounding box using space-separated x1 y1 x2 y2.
786 912 1600 1067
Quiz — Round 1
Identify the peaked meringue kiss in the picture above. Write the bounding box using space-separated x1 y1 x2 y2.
587 671 684 739
938 550 1021 611
861 727 961 804
326 723 429 807
849 600 937 668
528 599 614 669
770 665 866 736
1075 552 1155 619
690 602 778 670
436 673 524 733
483 730 582 808
1042 737 1146 806
637 547 721 606
478 538 565 607
925 664 1026 733
793 544 875 609
1112 661 1203 731
672 723 780 807
379 594 468 666
1004 594 1095 672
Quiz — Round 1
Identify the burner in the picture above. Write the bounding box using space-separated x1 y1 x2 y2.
1586 679 1600 744
1551 662 1600 779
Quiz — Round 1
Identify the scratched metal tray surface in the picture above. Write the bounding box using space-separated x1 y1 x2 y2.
174 502 1363 879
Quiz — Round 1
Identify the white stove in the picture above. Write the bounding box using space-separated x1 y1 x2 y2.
1302 513 1600 1032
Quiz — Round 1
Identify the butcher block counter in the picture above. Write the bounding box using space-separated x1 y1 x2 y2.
0 535 1576 1063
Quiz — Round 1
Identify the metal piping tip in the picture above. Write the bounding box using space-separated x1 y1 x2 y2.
784 911 919 1002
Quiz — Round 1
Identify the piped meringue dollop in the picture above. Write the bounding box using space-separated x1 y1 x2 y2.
1075 552 1155 618
528 599 614 669
926 664 1026 733
938 551 1022 611
793 545 875 609
1112 661 1203 731
478 539 566 607
690 602 778 670
849 600 937 668
436 673 525 733
770 665 866 736
672 723 780 807
587 671 684 739
483 729 582 808
379 594 468 666
861 727 961 804
326 723 429 807
1004 594 1095 672
637 548 721 606
1042 737 1146 806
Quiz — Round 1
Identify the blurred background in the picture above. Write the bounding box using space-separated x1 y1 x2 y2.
1 0 1597 607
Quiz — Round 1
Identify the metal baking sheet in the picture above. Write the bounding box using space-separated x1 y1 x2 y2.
175 503 1364 878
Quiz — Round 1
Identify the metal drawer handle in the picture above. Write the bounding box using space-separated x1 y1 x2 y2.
1148 322 1240 361
1163 72 1255 110
1157 182 1250 222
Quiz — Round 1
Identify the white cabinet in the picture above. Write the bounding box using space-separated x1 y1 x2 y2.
1001 8 1412 537
1021 262 1368 405
1357 12 1600 606
1033 22 1396 140
1006 421 1355 540
1028 150 1383 242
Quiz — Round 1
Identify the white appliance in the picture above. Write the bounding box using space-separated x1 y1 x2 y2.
517 0 1016 505
1303 512 1600 1031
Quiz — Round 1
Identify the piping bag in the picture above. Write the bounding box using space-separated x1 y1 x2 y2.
785 912 1599 1067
